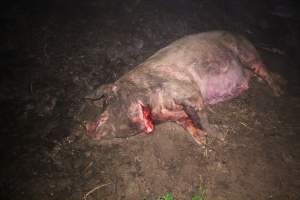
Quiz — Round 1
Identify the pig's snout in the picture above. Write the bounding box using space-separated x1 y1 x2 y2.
85 121 114 140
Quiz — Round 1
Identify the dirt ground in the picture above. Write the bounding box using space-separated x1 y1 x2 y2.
1 0 299 199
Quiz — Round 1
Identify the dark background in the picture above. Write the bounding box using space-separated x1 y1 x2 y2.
0 0 299 199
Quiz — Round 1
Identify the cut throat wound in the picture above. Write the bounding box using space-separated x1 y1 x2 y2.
141 103 153 133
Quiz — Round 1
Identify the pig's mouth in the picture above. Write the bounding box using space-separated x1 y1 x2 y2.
85 120 105 140
85 111 110 140
85 120 98 136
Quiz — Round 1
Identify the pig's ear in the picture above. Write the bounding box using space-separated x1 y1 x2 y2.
130 100 154 133
85 84 119 107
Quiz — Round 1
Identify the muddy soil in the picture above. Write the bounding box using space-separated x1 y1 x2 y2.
0 0 299 199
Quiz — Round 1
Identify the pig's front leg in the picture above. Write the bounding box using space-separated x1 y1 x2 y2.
175 115 207 145
156 82 223 144
183 104 224 141
154 108 207 145
176 94 224 142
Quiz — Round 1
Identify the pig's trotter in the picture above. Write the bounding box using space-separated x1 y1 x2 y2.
185 106 224 141
188 128 207 145
268 72 286 96
156 105 207 145
250 62 284 96
176 117 207 145
196 109 224 140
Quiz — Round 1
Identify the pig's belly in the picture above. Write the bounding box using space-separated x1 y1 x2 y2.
200 67 249 105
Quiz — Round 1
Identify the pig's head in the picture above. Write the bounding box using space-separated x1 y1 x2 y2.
85 84 154 140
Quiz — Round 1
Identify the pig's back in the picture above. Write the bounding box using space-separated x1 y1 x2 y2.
117 31 258 98
144 31 257 67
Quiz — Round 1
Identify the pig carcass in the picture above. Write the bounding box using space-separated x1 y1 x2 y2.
85 31 283 145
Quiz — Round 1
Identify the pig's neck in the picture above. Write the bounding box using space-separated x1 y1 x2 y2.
116 82 153 106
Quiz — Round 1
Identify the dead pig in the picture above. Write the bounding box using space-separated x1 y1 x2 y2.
85 31 283 145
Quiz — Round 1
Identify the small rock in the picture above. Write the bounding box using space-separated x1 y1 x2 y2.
133 38 144 49
73 158 83 169
25 103 35 110
84 151 92 158
73 76 79 82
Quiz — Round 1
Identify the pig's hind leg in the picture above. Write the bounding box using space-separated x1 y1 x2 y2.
247 61 284 96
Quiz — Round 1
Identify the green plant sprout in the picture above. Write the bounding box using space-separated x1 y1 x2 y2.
158 192 173 200
157 189 206 200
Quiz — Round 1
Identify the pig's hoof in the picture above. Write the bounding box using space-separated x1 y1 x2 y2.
191 130 207 145
194 136 207 145
272 85 284 96
271 73 286 96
